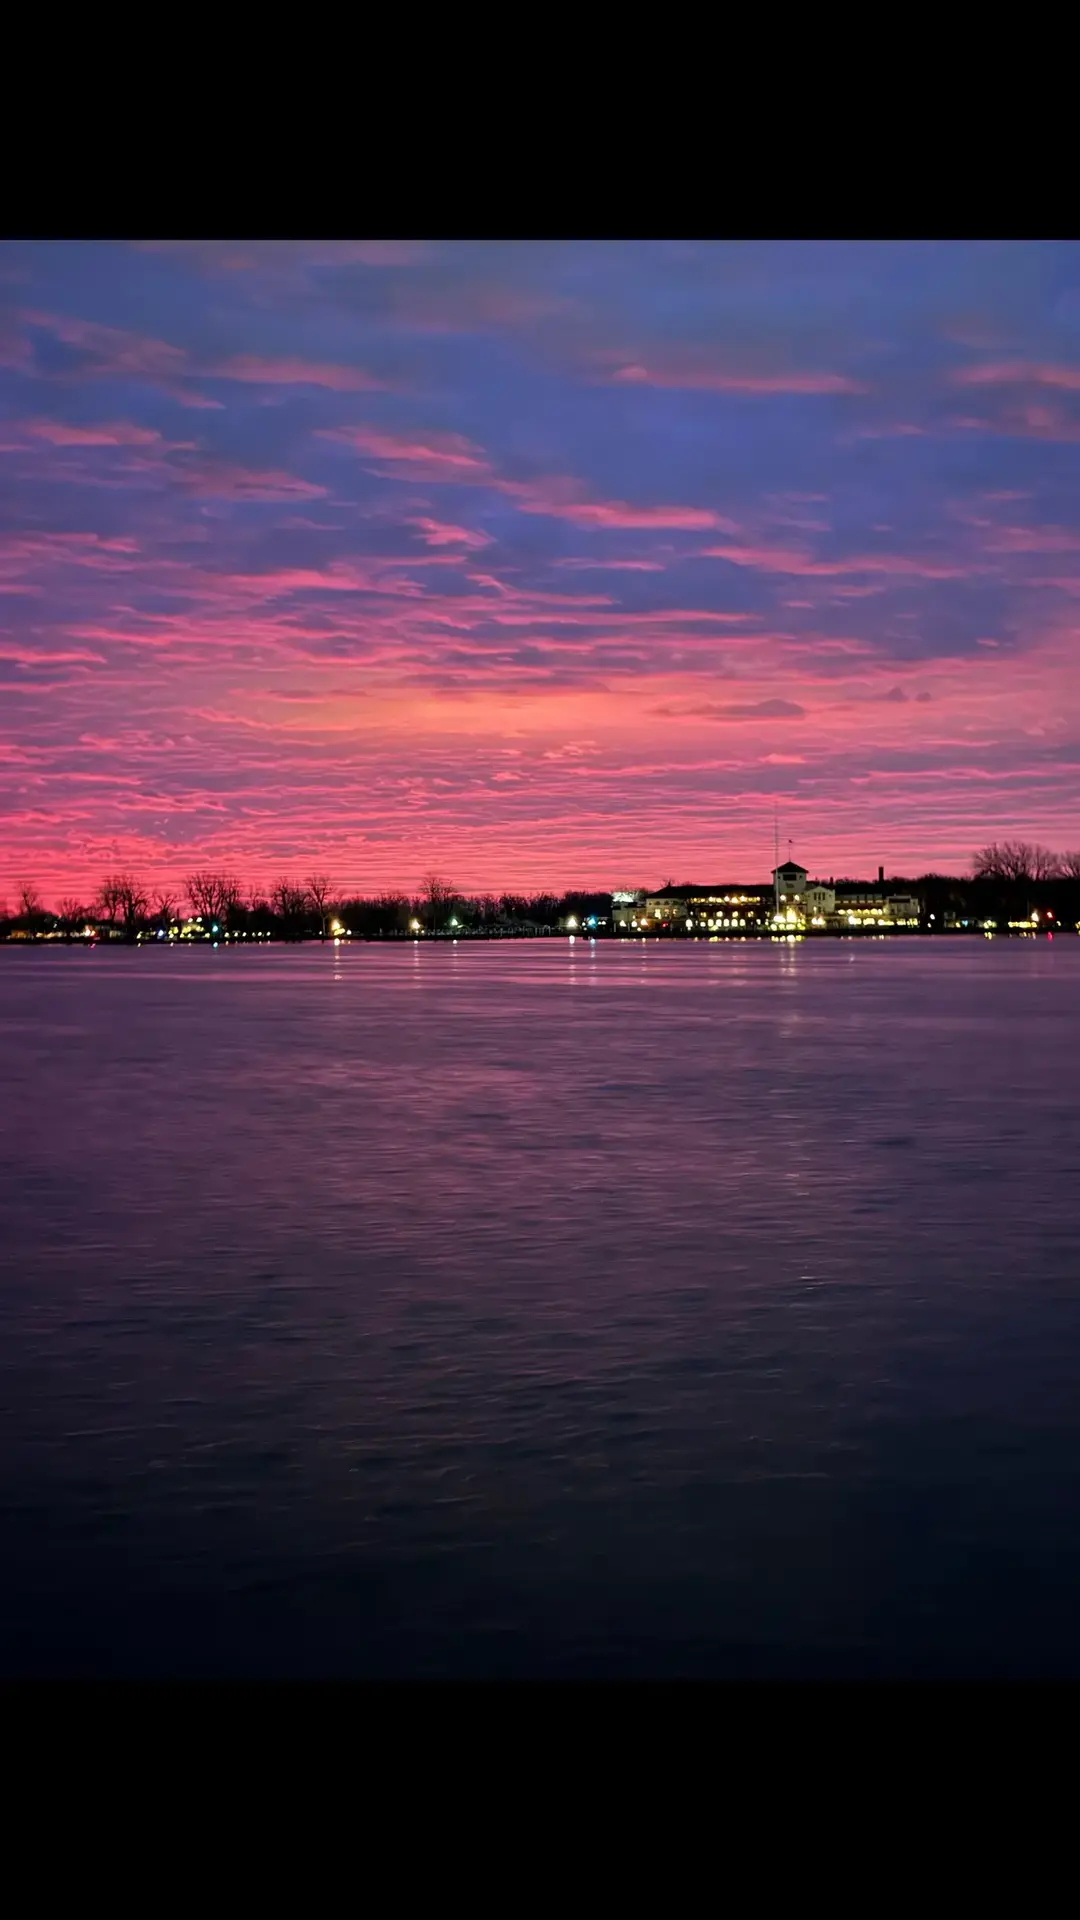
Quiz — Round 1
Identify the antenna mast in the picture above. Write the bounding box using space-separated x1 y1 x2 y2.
774 808 780 922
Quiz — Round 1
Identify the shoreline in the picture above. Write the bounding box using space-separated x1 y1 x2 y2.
1 928 1071 950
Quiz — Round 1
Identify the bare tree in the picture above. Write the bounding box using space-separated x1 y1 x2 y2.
471 893 499 930
98 873 148 937
1028 844 1063 880
218 874 243 927
1060 851 1080 880
272 877 309 915
272 878 310 937
94 873 147 936
306 873 334 939
420 872 455 932
18 883 43 921
186 871 217 923
186 871 241 930
972 841 1060 881
153 889 178 929
56 897 85 937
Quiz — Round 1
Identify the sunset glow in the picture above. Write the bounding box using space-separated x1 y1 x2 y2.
3 239 1080 900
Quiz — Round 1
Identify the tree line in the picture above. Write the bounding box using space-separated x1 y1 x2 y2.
4 846 1080 941
971 842 1080 881
0 869 614 941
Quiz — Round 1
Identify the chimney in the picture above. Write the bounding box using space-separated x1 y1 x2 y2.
878 865 884 884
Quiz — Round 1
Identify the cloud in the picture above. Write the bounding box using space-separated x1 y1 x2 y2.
506 486 726 531
212 355 386 391
950 403 1080 443
554 558 666 572
408 517 492 549
22 311 220 406
319 425 492 478
656 698 806 720
606 359 867 394
20 418 171 447
321 427 734 531
953 360 1080 391
7 241 1080 897
182 464 329 501
701 542 967 580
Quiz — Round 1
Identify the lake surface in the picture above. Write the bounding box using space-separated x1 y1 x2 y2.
2 937 1079 1679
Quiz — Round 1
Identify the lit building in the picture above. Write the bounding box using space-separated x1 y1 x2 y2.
613 858 924 935
832 888 921 928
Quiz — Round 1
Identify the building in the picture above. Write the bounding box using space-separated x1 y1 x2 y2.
612 884 773 933
614 857 923 935
833 887 921 928
773 860 808 903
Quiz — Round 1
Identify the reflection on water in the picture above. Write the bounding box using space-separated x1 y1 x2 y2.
2 938 1080 1677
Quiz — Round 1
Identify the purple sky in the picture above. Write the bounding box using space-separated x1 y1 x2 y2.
2 239 1080 900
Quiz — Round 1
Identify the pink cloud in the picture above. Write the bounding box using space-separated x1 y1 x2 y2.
702 542 966 580
322 428 732 533
949 403 1080 442
0 642 105 665
21 419 169 447
0 533 141 579
183 465 329 501
606 359 866 394
981 525 1080 554
655 698 805 720
319 425 491 477
953 360 1080 390
409 517 492 548
213 355 386 391
521 496 723 531
502 476 732 531
23 311 222 407
554 558 666 572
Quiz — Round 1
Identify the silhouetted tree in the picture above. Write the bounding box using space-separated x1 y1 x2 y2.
56 897 85 939
246 889 275 937
526 892 559 929
1059 851 1080 880
306 873 334 939
97 873 148 939
186 871 241 932
272 878 310 939
972 841 1062 881
152 889 178 931
375 892 410 934
420 873 455 932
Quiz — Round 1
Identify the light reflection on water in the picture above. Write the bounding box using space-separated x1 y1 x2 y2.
1 938 1080 1677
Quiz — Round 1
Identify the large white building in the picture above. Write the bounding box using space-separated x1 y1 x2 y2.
612 860 923 933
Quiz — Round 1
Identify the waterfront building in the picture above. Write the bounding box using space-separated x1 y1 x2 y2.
613 857 924 934
833 888 921 928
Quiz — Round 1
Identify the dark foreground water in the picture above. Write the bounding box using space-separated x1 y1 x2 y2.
2 937 1079 1679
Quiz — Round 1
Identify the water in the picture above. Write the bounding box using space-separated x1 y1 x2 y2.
1 936 1079 1678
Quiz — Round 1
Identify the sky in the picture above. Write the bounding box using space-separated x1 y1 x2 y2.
2 238 1080 903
